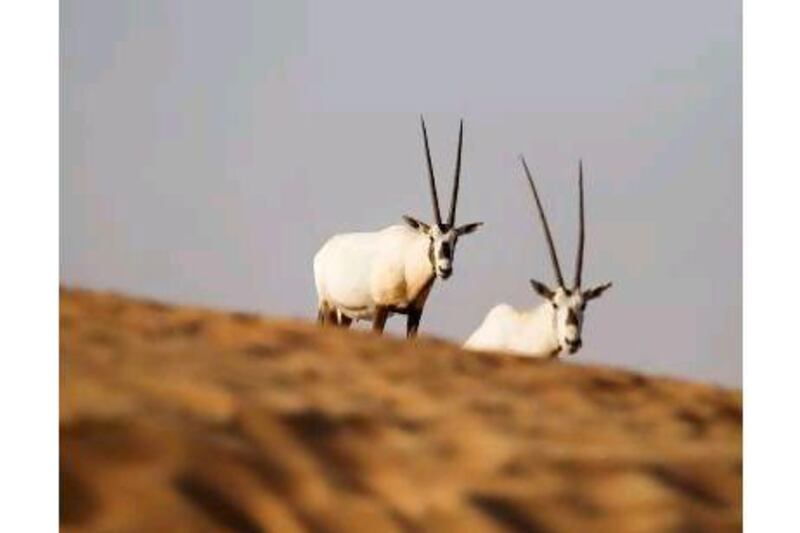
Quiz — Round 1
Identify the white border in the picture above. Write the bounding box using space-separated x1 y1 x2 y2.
743 0 800 530
1 0 796 529
0 1 59 530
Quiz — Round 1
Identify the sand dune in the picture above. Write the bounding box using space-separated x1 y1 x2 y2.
60 288 741 532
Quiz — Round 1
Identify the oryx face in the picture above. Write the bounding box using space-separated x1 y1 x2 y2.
430 225 457 279
521 156 612 356
552 287 585 353
531 281 612 354
404 116 483 280
403 218 483 279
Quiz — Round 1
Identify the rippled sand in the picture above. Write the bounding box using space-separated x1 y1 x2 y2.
60 288 741 532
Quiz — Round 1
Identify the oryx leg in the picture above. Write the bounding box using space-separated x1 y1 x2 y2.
317 302 328 325
317 302 339 326
338 314 352 329
406 278 434 339
406 308 423 338
326 307 339 326
372 306 389 333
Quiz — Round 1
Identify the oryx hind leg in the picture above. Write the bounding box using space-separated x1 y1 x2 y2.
326 307 339 326
317 301 339 326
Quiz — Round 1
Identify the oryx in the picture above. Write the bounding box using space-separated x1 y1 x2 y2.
464 156 611 357
313 117 483 337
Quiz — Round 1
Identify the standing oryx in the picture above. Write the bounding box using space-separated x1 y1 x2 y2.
464 156 611 357
313 117 483 338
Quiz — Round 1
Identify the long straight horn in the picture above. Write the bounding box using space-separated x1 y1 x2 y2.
520 156 565 288
573 159 585 289
447 119 464 227
420 116 443 226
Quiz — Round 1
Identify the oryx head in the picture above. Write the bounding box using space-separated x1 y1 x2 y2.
403 117 483 280
520 156 612 355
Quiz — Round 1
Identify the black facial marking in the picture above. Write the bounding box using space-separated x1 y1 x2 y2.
566 309 579 326
439 242 452 259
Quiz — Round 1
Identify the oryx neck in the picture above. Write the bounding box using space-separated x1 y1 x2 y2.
525 302 561 355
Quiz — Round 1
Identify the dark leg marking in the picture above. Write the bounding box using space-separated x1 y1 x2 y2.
406 308 423 338
318 303 339 326
325 308 339 326
405 276 435 339
373 307 389 333
338 315 352 329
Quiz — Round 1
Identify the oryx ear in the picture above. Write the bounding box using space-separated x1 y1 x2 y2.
583 282 612 301
530 279 555 300
456 222 483 236
402 215 430 233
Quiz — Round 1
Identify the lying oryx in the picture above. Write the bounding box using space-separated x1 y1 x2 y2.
464 157 611 357
314 117 483 337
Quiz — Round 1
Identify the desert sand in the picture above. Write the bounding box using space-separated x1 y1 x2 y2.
60 288 741 532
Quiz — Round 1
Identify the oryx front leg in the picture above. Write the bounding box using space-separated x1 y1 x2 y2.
406 308 423 338
372 306 389 333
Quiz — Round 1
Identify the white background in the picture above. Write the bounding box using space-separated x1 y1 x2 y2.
0 0 795 530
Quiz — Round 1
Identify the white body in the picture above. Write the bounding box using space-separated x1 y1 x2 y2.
314 225 436 321
464 302 561 357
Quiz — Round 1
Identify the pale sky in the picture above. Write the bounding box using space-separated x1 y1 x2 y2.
61 0 741 386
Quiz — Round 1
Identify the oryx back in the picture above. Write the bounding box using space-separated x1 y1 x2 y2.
464 303 558 357
314 225 429 320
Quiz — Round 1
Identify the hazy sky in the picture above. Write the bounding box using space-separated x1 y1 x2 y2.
61 1 741 386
